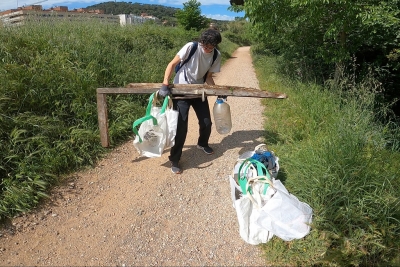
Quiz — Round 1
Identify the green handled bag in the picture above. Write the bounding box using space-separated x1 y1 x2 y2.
229 157 274 245
132 92 169 157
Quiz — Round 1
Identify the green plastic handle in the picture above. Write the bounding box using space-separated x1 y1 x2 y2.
238 158 271 195
133 92 171 143
145 92 170 116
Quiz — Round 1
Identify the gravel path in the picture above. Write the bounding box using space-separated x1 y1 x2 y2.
0 46 269 266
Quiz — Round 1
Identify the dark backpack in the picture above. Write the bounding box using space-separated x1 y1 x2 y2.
175 42 218 82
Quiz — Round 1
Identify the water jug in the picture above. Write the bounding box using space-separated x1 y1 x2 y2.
213 98 232 135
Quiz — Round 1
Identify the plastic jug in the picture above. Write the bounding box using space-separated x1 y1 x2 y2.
213 98 232 135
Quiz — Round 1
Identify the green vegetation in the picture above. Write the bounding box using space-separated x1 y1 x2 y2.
0 21 238 219
221 18 254 46
86 1 179 22
1 7 399 265
242 0 400 117
236 2 400 263
252 52 400 266
175 0 209 31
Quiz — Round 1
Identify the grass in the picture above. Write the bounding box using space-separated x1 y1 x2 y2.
0 21 238 220
253 54 400 266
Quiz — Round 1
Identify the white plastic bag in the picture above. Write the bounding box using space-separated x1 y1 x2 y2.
230 158 275 245
149 93 178 148
164 99 178 148
132 93 170 157
256 178 313 241
229 175 274 245
230 147 312 244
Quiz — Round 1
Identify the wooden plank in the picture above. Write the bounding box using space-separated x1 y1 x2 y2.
96 83 287 147
97 83 288 99
96 92 110 147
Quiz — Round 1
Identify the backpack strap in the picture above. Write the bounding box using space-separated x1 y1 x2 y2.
176 41 219 83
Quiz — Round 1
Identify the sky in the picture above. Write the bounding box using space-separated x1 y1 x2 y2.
0 0 244 21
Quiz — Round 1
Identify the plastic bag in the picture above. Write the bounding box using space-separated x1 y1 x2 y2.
256 179 313 241
230 145 312 244
230 158 275 245
229 175 274 245
148 92 178 148
132 92 171 157
163 98 178 148
233 144 280 185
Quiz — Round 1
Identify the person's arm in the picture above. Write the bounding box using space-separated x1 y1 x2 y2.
159 55 181 97
204 71 215 85
163 55 181 85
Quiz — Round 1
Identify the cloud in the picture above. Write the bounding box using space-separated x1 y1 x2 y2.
205 14 235 21
187 0 231 6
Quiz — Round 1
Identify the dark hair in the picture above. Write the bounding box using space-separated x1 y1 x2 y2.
199 29 222 47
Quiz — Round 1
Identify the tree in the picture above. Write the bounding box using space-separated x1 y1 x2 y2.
242 0 399 65
175 0 209 31
86 2 179 20
241 0 400 95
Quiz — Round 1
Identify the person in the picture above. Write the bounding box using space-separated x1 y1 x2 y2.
158 29 222 174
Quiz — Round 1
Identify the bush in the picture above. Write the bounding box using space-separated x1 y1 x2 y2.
254 55 400 266
222 20 255 46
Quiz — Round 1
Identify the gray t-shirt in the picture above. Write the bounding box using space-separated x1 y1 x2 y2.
173 42 221 84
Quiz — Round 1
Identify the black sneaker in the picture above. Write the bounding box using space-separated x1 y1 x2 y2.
197 145 214 155
170 161 182 174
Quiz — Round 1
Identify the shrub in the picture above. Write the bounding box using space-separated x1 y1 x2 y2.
254 55 400 266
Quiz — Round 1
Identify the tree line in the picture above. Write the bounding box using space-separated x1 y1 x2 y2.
86 1 179 21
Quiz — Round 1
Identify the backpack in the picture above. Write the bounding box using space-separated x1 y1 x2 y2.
175 42 218 82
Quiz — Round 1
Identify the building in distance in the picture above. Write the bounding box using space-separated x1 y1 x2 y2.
0 5 160 27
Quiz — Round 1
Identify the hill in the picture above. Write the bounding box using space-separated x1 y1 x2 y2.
85 1 233 25
86 1 179 21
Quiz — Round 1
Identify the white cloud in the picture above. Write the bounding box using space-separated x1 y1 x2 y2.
198 0 231 6
205 13 235 21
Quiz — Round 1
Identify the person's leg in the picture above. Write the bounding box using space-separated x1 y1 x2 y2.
169 99 190 164
192 97 213 150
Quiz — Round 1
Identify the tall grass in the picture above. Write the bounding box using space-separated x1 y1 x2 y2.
254 55 400 266
0 21 237 219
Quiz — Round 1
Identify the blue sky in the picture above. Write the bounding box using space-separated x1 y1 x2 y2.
0 0 244 21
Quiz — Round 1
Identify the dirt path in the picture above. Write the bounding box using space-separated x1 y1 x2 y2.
0 47 269 266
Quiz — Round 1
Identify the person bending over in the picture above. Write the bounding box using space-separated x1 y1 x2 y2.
158 29 222 174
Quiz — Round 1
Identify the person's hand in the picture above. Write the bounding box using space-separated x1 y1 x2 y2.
158 84 171 97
